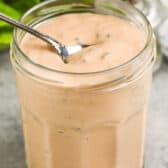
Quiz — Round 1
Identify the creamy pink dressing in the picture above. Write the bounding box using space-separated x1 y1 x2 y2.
21 13 146 73
14 13 152 168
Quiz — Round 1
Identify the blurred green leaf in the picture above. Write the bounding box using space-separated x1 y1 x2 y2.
0 2 20 17
0 0 43 50
3 0 42 13
0 2 21 27
0 29 13 49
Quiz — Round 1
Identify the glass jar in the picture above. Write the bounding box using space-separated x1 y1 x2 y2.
10 0 156 168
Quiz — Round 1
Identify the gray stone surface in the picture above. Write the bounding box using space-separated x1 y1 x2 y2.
0 51 26 168
0 51 168 168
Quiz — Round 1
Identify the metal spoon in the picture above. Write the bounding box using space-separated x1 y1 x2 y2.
0 13 89 63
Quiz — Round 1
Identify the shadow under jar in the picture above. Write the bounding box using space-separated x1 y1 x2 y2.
10 0 156 168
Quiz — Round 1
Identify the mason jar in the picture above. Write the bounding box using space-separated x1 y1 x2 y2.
10 0 156 168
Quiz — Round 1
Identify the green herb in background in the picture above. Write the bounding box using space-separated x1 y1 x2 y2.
0 0 43 50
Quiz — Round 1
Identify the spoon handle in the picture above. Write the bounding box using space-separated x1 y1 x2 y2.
0 13 61 47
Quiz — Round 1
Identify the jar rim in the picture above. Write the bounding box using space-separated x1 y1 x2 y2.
12 0 154 78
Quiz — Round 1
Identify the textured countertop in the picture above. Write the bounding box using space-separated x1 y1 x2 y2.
0 51 168 168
